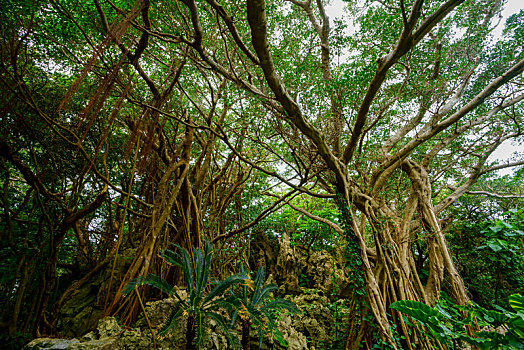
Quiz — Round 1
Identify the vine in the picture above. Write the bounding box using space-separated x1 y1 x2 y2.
335 192 405 349
335 192 371 347
334 192 366 299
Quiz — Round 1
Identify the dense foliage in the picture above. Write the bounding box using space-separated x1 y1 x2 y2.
1 0 523 348
391 293 524 349
448 209 524 308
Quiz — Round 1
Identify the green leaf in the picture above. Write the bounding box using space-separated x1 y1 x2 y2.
273 328 288 347
262 299 300 315
203 274 246 306
487 242 503 252
435 304 453 319
508 312 524 337
159 249 182 267
158 302 185 336
509 294 524 313
178 245 195 297
251 265 267 306
390 300 443 324
456 333 492 350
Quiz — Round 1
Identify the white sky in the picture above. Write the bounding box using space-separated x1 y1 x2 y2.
493 0 524 38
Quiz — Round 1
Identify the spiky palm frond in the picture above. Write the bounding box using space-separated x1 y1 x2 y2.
124 240 250 348
178 245 196 298
230 265 300 349
250 265 266 306
122 273 174 296
204 310 240 349
194 308 206 346
194 241 213 305
253 283 279 307
158 301 185 336
203 274 247 307
261 299 299 314
159 248 182 267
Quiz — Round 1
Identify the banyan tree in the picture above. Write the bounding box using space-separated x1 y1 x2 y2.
1 0 523 348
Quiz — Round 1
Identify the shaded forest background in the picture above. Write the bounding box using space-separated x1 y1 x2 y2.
0 0 523 348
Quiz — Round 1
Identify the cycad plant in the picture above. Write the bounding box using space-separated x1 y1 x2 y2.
123 240 246 350
230 265 300 350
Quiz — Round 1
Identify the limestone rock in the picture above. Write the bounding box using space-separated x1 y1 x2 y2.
288 293 335 349
305 250 350 296
249 231 279 275
119 328 153 349
275 234 303 294
57 287 102 338
24 338 80 349
134 293 189 346
58 249 137 337
137 291 187 328
277 315 308 350
274 234 350 297
80 331 96 342
95 317 122 338
27 236 352 350
69 337 121 350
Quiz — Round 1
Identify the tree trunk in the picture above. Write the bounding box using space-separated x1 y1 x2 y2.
338 160 472 347
186 314 196 350
241 318 250 350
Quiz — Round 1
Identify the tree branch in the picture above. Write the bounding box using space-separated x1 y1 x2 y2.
452 188 524 199
287 201 344 235
246 0 345 184
373 57 524 192
342 0 465 164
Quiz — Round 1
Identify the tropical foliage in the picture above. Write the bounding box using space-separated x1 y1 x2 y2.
391 293 524 349
0 0 523 348
229 265 299 350
448 208 524 308
123 240 245 349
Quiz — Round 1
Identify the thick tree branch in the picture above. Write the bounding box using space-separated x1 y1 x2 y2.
246 0 345 184
204 0 260 65
342 0 465 164
373 58 524 192
179 0 271 99
422 93 524 166
481 159 524 175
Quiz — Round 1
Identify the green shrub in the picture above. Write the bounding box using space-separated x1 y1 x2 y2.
123 240 246 349
391 293 524 349
229 265 299 350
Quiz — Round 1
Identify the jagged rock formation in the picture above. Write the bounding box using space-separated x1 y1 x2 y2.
273 234 351 297
26 317 163 350
25 290 348 349
57 249 137 337
26 236 352 349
